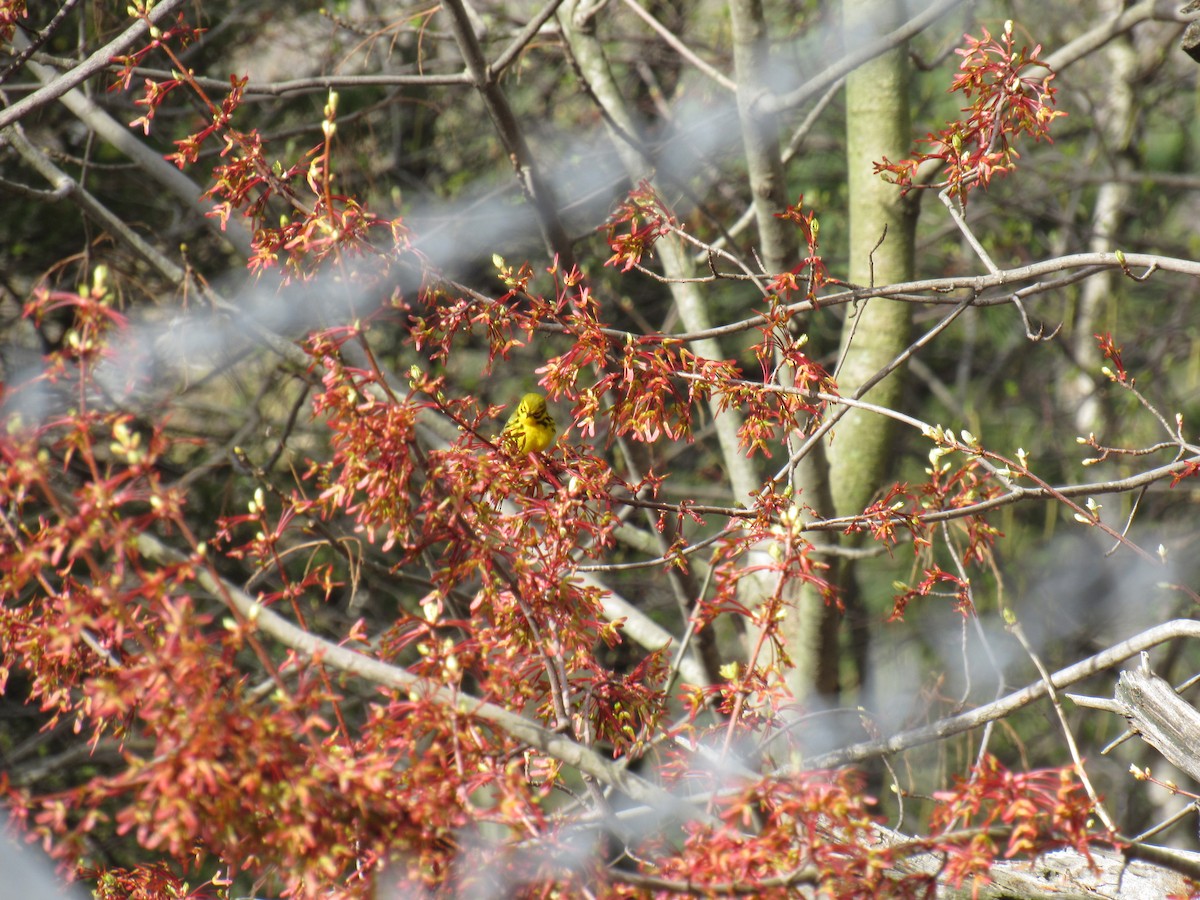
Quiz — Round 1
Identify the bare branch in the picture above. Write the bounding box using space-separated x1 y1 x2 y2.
441 0 576 268
801 620 1200 770
759 0 969 114
618 0 736 92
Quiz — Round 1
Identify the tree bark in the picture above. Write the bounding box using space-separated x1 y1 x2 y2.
827 0 917 697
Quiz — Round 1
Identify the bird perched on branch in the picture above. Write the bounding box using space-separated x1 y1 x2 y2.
500 393 556 455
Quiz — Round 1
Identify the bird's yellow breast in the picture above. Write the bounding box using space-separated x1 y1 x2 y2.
501 393 556 454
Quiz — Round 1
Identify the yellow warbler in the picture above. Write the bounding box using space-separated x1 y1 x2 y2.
500 392 557 455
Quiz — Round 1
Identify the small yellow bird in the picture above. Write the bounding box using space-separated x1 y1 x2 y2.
501 392 557 455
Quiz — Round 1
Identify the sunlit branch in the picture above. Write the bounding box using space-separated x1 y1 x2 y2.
759 0 969 114
133 530 710 820
27 54 474 94
658 252 1200 344
800 619 1200 770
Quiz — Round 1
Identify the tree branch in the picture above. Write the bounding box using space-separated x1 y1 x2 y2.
0 0 191 130
618 0 736 92
759 0 969 115
798 619 1200 769
132 530 708 820
441 0 576 269
8 33 254 259
654 251 1200 344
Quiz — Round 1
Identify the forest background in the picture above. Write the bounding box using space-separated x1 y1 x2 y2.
5 0 1200 897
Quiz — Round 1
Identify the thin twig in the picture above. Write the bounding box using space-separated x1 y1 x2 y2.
616 0 736 92
1010 621 1117 833
800 619 1200 771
